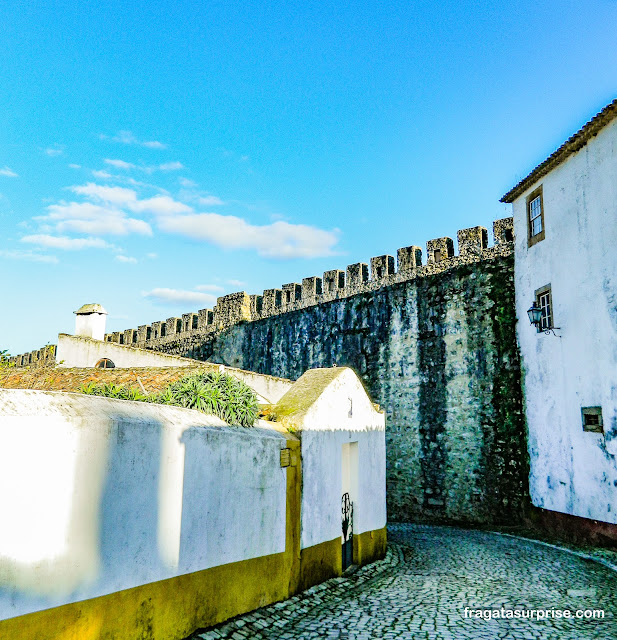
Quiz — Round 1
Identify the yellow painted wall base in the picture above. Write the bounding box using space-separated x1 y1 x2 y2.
298 536 342 592
354 526 387 567
0 550 295 640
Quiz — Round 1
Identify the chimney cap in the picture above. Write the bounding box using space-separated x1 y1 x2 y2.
74 303 108 316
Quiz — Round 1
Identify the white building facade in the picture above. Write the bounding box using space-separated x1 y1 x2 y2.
502 99 617 527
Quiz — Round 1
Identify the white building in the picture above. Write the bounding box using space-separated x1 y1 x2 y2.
501 99 617 530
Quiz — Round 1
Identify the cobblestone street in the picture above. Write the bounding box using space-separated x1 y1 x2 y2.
189 524 617 640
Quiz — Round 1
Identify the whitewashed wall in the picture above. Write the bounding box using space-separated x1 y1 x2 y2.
55 333 293 403
274 368 386 550
513 117 617 524
0 390 288 621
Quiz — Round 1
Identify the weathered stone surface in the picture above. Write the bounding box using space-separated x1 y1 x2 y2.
151 252 527 526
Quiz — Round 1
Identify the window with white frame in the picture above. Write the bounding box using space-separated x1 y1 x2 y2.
535 284 553 332
527 186 545 246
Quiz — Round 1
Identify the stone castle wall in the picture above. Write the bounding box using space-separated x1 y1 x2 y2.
10 218 529 525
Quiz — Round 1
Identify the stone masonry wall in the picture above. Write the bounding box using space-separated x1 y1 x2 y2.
9 219 528 526
121 220 527 526
190 255 528 525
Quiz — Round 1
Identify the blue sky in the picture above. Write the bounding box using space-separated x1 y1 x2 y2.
1 0 616 354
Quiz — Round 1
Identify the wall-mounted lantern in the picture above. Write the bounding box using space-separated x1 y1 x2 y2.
527 301 560 336
527 302 543 327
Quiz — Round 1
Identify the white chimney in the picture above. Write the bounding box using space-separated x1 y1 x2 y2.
74 303 108 341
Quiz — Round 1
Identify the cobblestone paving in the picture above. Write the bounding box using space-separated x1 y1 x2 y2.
189 524 617 640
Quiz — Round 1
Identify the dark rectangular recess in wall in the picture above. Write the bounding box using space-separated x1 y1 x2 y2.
176 319 182 333
161 325 166 337
481 228 488 249
275 291 282 308
119 335 124 344
192 315 198 329
582 406 603 433
132 333 137 343
146 327 152 340
338 272 345 288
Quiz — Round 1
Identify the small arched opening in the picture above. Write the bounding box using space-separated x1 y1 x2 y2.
95 358 115 369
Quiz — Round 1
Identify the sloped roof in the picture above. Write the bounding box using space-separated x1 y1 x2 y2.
500 99 617 203
74 303 108 315
0 365 214 394
273 367 346 425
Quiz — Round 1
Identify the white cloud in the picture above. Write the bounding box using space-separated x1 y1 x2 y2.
0 167 18 178
21 234 114 250
199 195 224 206
147 252 158 259
142 288 218 306
227 279 246 287
0 249 58 264
44 147 63 157
195 284 225 292
159 161 183 171
43 200 152 236
92 170 113 179
115 255 137 263
71 183 137 206
56 216 151 236
103 130 167 150
157 213 340 258
104 158 136 170
131 195 192 215
69 164 81 169
179 177 197 187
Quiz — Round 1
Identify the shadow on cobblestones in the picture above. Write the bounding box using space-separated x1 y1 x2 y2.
187 524 617 640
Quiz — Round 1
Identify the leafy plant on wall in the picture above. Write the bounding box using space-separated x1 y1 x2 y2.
81 371 259 427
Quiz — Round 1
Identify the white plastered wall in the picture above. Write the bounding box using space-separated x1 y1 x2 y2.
292 369 387 550
512 117 617 524
0 390 287 622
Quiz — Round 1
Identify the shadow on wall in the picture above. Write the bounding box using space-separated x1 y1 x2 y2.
0 412 174 617
179 426 287 574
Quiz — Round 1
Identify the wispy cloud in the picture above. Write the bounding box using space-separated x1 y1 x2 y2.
227 279 246 287
159 161 183 171
92 170 113 179
44 146 63 157
0 249 58 264
68 164 81 169
21 234 115 250
101 131 167 150
0 167 18 178
115 255 137 263
179 177 197 188
104 158 136 170
199 195 224 206
103 158 183 174
142 288 218 306
157 213 340 258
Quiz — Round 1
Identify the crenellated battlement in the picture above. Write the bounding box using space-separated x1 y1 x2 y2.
97 217 514 349
8 218 514 364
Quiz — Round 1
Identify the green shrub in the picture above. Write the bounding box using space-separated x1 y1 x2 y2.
80 371 259 427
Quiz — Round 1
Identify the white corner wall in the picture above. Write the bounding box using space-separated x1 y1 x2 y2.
297 369 386 549
0 390 288 622
513 117 617 524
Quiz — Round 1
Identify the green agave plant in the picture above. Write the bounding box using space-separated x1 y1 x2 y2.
80 370 258 427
